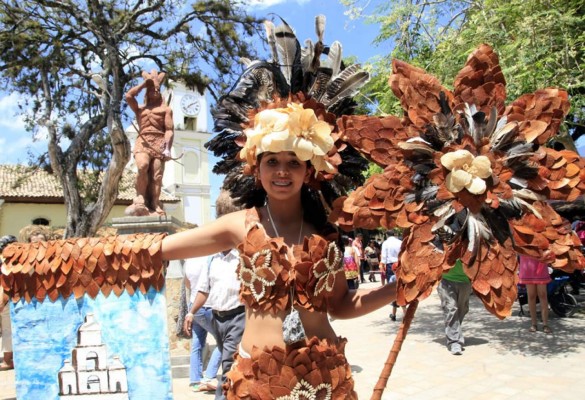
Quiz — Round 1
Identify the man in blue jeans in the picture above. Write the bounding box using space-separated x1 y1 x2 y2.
193 249 244 399
183 256 221 392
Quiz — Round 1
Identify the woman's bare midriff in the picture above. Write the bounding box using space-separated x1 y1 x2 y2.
241 307 338 353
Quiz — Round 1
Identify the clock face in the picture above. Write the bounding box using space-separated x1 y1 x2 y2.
180 94 201 116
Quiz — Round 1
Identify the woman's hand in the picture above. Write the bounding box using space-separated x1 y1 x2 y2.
183 312 194 337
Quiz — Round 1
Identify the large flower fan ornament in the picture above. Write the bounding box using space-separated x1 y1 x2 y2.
331 44 585 318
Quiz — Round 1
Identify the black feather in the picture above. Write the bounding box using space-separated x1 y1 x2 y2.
482 207 512 244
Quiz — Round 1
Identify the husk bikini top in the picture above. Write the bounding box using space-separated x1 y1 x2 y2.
236 207 344 314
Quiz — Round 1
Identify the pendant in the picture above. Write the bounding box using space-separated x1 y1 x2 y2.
282 308 306 345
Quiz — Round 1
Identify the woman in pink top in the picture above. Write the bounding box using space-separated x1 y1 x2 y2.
518 255 552 333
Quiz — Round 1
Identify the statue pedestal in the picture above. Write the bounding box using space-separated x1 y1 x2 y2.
112 215 191 361
111 215 183 235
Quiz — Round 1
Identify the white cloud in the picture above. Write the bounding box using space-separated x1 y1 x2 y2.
243 0 311 10
0 92 51 164
0 92 26 131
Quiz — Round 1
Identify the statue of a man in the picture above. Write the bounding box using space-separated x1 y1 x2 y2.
125 70 174 217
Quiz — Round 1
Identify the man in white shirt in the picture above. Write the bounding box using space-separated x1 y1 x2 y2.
380 230 402 276
380 230 403 320
190 249 243 399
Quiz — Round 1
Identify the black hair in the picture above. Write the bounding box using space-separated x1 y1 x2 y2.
226 154 333 235
0 235 17 253
341 235 352 246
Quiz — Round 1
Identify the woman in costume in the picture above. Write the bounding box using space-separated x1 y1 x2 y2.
162 16 396 399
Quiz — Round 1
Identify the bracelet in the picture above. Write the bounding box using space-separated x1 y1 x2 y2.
186 312 194 319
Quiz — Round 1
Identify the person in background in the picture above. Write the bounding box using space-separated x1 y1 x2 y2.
184 190 244 399
437 259 472 355
352 233 367 284
29 232 47 243
18 224 51 243
387 266 406 321
0 235 17 371
364 239 379 283
183 256 222 392
518 255 552 334
342 235 360 290
380 230 401 283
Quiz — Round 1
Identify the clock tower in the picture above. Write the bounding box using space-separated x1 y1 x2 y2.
161 80 212 227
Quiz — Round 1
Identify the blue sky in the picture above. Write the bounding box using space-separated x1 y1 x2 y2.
0 0 384 164
1 0 583 186
0 0 387 206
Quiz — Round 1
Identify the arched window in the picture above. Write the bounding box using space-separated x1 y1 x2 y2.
64 384 72 395
32 217 50 225
86 375 101 393
85 351 99 371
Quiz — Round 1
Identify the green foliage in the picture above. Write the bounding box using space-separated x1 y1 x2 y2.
363 160 383 180
0 0 262 236
343 0 584 143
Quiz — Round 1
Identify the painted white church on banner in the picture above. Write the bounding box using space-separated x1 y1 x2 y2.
58 314 128 399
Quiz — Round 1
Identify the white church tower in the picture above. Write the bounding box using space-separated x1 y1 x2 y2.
162 80 212 227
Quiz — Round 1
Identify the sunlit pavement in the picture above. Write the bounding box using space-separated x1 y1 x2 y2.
2 281 584 399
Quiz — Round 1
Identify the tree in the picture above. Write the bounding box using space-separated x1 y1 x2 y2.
0 0 262 237
344 0 584 147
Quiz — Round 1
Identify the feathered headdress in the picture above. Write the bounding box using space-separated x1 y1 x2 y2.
330 44 585 318
205 15 370 209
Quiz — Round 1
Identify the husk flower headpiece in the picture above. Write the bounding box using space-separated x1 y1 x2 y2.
237 95 346 184
206 16 369 208
241 102 335 174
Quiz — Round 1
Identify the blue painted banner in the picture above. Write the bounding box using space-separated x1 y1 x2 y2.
10 288 172 400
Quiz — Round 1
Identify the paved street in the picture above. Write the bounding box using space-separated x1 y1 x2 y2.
2 281 585 399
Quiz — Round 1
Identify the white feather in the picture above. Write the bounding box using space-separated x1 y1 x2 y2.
301 39 314 72
264 21 278 63
433 201 455 218
431 204 456 234
508 176 528 188
326 41 342 77
512 189 545 201
513 197 543 219
315 15 325 42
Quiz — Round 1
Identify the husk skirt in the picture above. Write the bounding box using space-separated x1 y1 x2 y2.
224 336 357 399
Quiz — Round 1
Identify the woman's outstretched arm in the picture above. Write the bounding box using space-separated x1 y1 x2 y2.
161 209 247 261
327 280 397 319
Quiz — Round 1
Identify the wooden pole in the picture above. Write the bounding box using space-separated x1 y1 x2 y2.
370 299 419 400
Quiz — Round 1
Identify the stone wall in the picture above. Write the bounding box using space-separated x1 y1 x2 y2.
166 275 191 356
